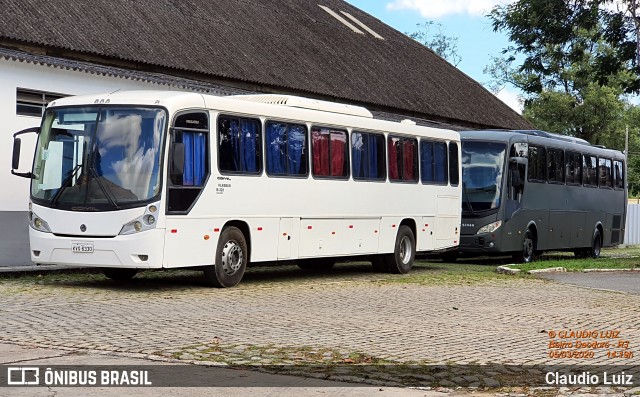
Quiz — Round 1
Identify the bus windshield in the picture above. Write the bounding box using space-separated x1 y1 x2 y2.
31 106 166 210
461 141 506 214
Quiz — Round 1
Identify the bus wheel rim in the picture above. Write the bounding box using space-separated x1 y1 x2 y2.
221 240 243 275
400 236 412 264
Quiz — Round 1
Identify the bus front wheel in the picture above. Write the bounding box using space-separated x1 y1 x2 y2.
513 229 535 263
385 225 415 274
204 227 248 288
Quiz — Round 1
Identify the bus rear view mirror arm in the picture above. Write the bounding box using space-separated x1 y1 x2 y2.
11 127 39 179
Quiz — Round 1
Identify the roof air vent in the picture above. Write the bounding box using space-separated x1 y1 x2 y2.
230 94 373 118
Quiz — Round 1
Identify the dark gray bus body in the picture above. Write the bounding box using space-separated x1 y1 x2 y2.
458 130 626 257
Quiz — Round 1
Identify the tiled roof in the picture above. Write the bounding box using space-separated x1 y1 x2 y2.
0 0 532 129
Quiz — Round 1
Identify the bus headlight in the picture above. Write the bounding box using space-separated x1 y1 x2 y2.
119 202 160 235
30 213 52 233
476 221 502 234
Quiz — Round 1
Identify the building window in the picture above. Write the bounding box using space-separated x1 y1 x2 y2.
265 121 308 177
311 127 349 178
388 135 418 182
547 148 564 183
218 115 262 174
420 140 447 184
352 131 386 181
16 88 66 117
527 146 546 182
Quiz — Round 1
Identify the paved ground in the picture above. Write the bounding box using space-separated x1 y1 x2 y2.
0 263 639 397
539 271 640 294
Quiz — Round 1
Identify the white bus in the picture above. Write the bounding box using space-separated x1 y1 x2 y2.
11 91 461 287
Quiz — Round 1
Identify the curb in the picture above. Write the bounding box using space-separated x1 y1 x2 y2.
497 264 640 275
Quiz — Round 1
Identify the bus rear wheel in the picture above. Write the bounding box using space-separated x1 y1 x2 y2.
385 225 415 274
587 229 602 259
513 229 535 263
103 268 138 281
204 226 247 288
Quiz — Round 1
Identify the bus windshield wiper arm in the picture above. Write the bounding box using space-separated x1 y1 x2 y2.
88 167 120 210
49 163 83 206
462 182 476 216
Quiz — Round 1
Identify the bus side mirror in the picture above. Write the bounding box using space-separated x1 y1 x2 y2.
11 126 39 179
12 138 21 170
170 142 185 182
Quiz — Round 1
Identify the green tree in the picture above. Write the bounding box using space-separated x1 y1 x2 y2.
486 0 640 193
409 22 462 67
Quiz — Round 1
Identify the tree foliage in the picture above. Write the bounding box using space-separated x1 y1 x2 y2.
409 22 462 66
487 0 640 194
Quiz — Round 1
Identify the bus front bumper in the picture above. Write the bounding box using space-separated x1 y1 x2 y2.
458 233 504 254
29 227 165 269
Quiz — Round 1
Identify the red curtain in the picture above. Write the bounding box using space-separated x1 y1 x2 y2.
330 132 345 177
312 131 329 176
388 139 399 180
403 140 415 181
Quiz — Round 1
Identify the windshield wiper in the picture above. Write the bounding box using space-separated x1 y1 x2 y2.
88 167 120 210
462 182 476 216
49 163 83 206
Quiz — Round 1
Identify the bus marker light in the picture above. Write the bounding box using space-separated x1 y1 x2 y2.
332 231 336 235
171 229 178 234
283 233 287 236
214 228 220 232
392 224 396 228
204 235 210 240
349 225 353 229
308 226 312 229
257 227 263 231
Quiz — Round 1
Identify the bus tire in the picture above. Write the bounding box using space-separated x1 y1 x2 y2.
204 227 247 288
385 225 415 274
588 229 602 259
103 268 138 281
513 229 535 263
297 258 336 271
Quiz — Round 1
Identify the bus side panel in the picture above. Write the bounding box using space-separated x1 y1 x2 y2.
417 216 435 251
246 217 280 262
378 217 404 254
298 218 344 258
163 217 218 268
341 218 380 255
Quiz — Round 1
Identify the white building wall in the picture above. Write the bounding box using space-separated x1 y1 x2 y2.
1 57 170 211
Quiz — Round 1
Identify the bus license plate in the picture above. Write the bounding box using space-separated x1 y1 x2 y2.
71 242 94 253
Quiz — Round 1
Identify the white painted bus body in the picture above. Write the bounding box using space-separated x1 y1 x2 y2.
27 91 461 270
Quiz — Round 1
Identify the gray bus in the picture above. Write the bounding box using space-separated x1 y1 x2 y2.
455 130 626 262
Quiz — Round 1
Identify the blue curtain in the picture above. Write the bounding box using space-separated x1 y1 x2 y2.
421 141 433 183
266 123 286 175
288 125 305 175
183 131 206 186
352 133 363 178
434 142 447 183
367 135 378 179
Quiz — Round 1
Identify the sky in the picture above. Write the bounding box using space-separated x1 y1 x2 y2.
344 0 522 113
